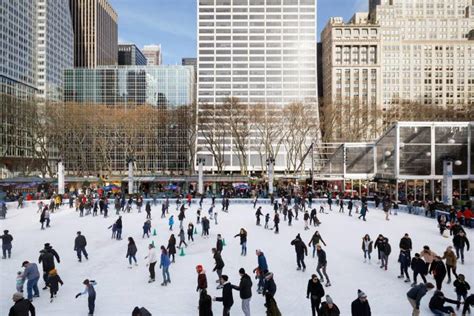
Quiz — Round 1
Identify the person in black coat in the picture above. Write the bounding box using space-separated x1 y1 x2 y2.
399 233 412 257
462 293 474 315
216 235 224 254
199 289 213 316
74 231 88 262
212 248 225 285
231 268 252 316
452 231 470 264
429 256 446 290
255 207 263 226
38 248 56 289
291 234 308 271
145 201 152 219
307 274 325 316
47 269 63 301
9 292 35 316
214 275 233 316
1 229 13 259
410 253 427 286
429 290 460 315
351 289 371 316
263 272 277 298
167 234 177 263
115 216 123 240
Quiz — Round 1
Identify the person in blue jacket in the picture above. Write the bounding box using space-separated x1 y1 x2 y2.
160 246 171 286
22 261 40 301
253 249 268 294
168 215 174 231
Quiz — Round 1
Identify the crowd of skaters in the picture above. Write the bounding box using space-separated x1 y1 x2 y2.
1 188 473 316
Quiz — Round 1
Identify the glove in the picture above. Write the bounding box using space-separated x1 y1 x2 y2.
306 295 309 299
75 293 81 298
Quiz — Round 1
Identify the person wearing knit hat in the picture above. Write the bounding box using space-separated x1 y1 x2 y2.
9 292 36 316
319 294 341 316
351 289 371 316
196 265 207 292
47 268 64 302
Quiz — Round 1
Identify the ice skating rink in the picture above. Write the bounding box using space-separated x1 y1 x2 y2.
0 200 472 315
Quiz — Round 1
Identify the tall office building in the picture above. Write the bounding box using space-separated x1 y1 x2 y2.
321 13 381 141
69 0 118 67
197 0 320 172
36 0 74 101
322 0 474 142
143 45 163 65
118 44 147 66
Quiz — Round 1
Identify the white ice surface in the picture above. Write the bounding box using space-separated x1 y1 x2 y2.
0 200 472 315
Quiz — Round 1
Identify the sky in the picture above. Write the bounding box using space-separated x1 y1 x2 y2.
109 0 368 65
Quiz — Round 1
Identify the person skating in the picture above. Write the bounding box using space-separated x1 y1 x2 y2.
231 268 252 316
178 228 188 248
212 248 225 289
309 231 327 258
263 271 277 298
47 268 63 302
145 201 151 219
288 208 294 226
309 208 317 226
16 270 25 293
462 294 474 315
382 198 391 221
38 243 60 289
253 249 268 294
410 253 428 286
202 216 210 238
347 199 354 217
132 306 152 316
351 289 371 316
159 246 171 286
453 274 470 310
399 233 413 258
307 274 325 316
428 290 460 315
303 211 310 230
115 216 123 240
361 234 373 263
196 265 208 292
161 203 167 219
358 203 368 221
145 243 157 283
442 246 458 283
1 229 13 259
338 199 344 213
188 223 195 242
199 289 213 316
178 206 186 230
22 261 40 301
453 231 470 264
234 228 247 256
8 292 35 316
430 256 447 290
406 282 435 316
142 220 152 238
420 245 437 273
320 295 340 316
291 234 308 271
398 249 411 282
255 207 263 226
213 275 233 316
74 231 88 262
126 237 138 268
167 234 177 263
264 213 270 229
75 279 97 316
273 212 280 234
253 196 258 209
316 245 331 287
168 215 174 231
379 238 391 271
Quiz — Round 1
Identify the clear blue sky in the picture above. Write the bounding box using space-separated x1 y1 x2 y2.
109 0 368 65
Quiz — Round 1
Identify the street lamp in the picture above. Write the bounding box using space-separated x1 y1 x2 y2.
266 156 275 196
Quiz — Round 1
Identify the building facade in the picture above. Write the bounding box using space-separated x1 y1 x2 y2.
69 0 118 67
36 0 74 101
321 13 381 142
118 44 147 66
62 66 196 175
143 45 163 66
197 0 320 173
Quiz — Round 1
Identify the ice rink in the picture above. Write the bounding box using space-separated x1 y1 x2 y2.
0 199 472 315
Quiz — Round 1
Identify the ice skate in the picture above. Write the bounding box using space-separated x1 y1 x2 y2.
148 279 155 283
404 278 410 283
325 282 331 287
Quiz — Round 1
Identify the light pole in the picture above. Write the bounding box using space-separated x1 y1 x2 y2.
57 159 65 195
197 158 205 195
266 156 275 196
127 157 134 195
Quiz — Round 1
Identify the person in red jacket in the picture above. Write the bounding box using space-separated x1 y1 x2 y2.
196 265 207 292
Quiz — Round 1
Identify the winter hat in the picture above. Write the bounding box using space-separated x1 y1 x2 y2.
4 230 8 234
196 265 203 273
12 292 23 302
44 243 51 249
326 295 334 305
358 289 367 298
239 268 245 275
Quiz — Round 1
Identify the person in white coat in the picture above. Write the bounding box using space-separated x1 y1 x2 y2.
145 244 157 283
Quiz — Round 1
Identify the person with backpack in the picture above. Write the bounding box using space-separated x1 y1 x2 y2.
231 268 252 316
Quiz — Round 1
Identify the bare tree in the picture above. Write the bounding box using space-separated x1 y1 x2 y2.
198 103 227 173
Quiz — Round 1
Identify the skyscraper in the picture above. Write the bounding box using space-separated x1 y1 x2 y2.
197 0 320 173
36 0 74 101
118 44 147 66
69 0 118 67
143 45 163 65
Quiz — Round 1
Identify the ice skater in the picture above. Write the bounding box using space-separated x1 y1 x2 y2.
75 279 97 316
